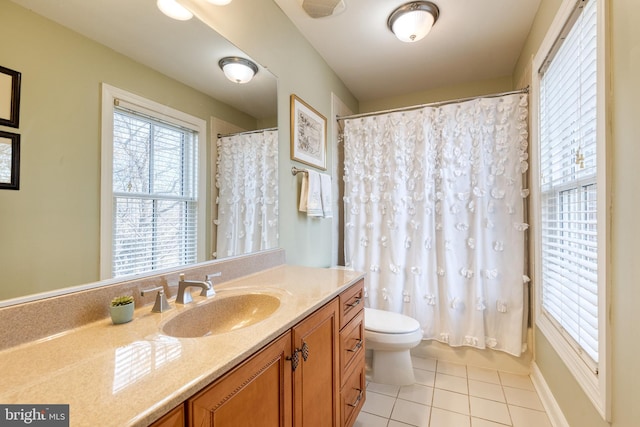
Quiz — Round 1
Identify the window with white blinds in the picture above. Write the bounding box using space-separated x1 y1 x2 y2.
539 0 599 369
111 108 199 277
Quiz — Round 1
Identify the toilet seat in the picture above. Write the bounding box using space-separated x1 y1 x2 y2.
365 307 420 334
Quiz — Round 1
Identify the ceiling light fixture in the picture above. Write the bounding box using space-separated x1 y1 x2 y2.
218 57 259 84
157 0 193 21
387 1 439 43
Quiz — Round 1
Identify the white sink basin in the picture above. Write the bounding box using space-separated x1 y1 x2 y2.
161 293 281 338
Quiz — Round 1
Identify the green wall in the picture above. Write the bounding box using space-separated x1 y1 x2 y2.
181 0 359 268
0 1 258 299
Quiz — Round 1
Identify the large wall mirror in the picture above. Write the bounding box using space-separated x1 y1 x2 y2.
0 0 278 304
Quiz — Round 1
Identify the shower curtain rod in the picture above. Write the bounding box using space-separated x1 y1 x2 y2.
336 87 529 121
217 127 277 139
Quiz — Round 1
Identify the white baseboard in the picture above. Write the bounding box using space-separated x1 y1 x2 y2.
530 362 570 427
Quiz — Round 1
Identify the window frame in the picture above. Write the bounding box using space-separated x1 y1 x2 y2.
530 0 610 420
100 84 207 280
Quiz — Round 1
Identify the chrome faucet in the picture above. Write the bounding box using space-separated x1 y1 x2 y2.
176 272 221 304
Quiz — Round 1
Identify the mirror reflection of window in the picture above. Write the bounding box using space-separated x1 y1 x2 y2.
112 109 199 277
100 84 207 279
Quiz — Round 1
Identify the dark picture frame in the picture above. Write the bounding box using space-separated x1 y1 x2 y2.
0 130 20 190
290 94 327 170
0 65 21 128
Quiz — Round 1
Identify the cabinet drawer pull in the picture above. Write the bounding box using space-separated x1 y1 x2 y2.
346 297 361 308
347 389 363 407
347 339 363 353
301 341 309 361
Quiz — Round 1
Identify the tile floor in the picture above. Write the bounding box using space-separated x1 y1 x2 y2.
354 357 552 427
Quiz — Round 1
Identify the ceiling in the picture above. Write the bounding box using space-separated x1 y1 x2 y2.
9 0 277 120
273 0 541 102
11 0 541 113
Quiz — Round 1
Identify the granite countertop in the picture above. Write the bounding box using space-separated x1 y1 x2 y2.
0 265 364 426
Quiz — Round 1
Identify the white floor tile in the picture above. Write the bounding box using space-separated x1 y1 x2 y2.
432 388 470 415
436 361 468 378
471 417 511 427
430 407 471 427
368 381 401 397
467 366 501 385
361 390 396 418
361 357 550 427
509 406 552 427
468 379 505 403
503 386 544 411
390 399 431 427
469 396 512 425
414 368 436 387
353 411 390 427
398 383 434 405
435 372 468 394
498 372 535 391
412 356 437 372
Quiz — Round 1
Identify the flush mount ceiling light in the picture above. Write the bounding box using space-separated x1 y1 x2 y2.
388 1 439 43
218 57 259 84
157 0 193 21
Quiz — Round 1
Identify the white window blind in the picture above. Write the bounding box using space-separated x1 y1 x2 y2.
539 0 599 368
112 107 198 277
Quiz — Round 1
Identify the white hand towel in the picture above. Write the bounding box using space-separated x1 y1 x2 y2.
320 173 333 218
299 169 323 217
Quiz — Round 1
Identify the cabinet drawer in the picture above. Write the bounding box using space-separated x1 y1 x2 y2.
339 309 364 385
339 280 364 328
340 359 366 427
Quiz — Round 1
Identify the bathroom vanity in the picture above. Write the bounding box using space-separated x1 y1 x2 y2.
0 253 365 427
153 279 365 427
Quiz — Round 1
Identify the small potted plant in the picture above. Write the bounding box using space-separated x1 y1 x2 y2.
110 295 135 325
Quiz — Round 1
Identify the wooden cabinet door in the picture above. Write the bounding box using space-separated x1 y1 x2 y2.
292 298 340 427
188 332 292 427
150 404 185 427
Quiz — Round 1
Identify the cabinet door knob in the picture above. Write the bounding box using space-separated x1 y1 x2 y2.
301 342 310 361
286 349 300 371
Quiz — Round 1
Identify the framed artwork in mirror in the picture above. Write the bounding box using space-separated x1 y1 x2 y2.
0 131 20 190
290 94 326 170
0 65 21 128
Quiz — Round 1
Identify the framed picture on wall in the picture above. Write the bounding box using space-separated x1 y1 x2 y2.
290 94 327 170
0 130 20 190
0 65 21 129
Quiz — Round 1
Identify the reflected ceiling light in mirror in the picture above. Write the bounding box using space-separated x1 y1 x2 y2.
387 1 439 43
218 57 259 84
206 0 233 5
157 0 193 21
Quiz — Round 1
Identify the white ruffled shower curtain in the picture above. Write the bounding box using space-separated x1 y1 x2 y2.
215 129 279 258
343 94 529 356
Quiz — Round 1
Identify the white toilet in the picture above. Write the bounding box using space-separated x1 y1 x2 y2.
364 307 422 386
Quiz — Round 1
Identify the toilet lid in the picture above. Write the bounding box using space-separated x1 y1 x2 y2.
364 307 420 334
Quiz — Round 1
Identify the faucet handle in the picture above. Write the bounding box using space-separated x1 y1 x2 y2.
206 272 222 281
201 272 221 297
141 286 172 313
